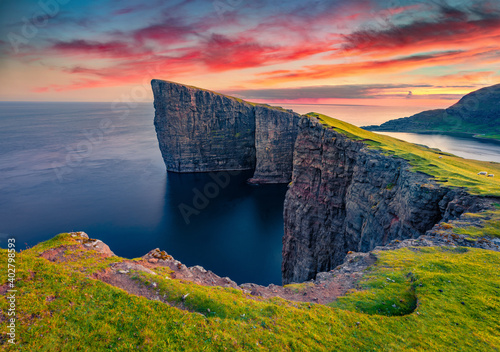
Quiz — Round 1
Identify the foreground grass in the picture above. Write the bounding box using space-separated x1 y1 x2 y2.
1 233 499 351
308 113 500 196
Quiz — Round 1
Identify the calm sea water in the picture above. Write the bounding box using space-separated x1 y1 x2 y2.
378 132 500 163
0 102 286 285
1 102 498 285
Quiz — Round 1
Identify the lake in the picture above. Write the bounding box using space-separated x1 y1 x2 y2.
377 132 500 163
1 102 498 285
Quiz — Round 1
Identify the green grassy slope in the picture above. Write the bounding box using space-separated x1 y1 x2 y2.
363 84 500 141
452 203 500 239
1 233 499 351
309 112 500 196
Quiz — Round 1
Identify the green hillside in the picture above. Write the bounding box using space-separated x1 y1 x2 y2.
363 84 500 142
1 232 499 351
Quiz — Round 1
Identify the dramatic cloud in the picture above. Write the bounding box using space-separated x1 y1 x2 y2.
198 33 335 71
253 50 492 84
342 3 500 58
1 0 498 101
49 39 153 59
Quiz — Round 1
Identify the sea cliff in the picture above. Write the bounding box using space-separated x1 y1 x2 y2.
282 116 488 283
151 79 300 183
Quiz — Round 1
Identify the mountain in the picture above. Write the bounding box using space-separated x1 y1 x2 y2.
363 84 500 142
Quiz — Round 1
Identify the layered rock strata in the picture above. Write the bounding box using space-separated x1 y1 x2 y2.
151 81 495 286
152 79 300 183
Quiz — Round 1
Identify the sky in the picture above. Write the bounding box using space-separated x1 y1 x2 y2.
0 0 499 108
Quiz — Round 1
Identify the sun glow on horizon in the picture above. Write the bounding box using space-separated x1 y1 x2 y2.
0 0 499 106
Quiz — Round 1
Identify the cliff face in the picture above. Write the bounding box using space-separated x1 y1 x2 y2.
152 80 256 172
152 79 300 183
152 81 491 286
250 106 301 183
282 117 477 284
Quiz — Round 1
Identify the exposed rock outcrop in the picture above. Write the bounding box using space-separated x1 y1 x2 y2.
282 116 486 284
152 79 300 183
51 230 498 308
250 106 301 183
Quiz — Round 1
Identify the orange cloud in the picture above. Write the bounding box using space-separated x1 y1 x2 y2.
253 49 495 85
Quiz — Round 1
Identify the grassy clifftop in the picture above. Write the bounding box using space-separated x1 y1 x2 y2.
1 233 499 351
308 112 500 197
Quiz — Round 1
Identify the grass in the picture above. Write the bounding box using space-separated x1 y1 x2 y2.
1 233 499 351
307 113 500 196
283 282 315 294
453 205 500 239
477 134 500 141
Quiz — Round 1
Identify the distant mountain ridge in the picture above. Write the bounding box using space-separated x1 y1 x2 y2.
363 84 500 142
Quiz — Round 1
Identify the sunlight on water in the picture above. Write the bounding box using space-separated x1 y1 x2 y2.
378 132 500 163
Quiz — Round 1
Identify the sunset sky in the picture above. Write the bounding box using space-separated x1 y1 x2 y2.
1 0 499 108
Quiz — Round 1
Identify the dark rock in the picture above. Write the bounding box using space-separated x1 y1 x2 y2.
150 81 499 286
152 79 256 173
250 106 301 183
151 79 300 183
282 116 485 284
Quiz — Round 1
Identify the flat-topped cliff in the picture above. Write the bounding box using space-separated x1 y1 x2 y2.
151 79 301 183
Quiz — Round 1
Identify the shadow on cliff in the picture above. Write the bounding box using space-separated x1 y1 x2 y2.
156 171 289 285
